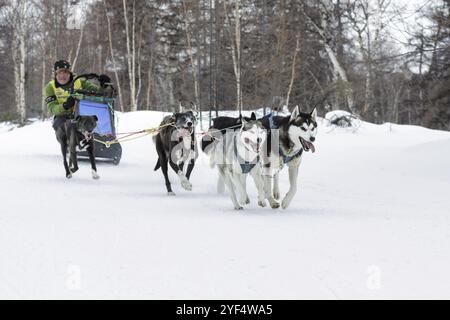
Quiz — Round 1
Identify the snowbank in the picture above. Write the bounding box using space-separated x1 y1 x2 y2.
1 111 450 299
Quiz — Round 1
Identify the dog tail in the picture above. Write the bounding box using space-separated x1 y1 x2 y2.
154 159 161 171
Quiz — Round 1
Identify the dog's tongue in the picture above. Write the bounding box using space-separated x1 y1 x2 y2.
180 128 191 137
306 141 316 153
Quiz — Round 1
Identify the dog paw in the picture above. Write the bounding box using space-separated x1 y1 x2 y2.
167 192 176 196
240 197 250 205
282 198 292 210
70 166 79 174
258 200 267 208
181 180 192 191
235 205 244 211
92 170 100 180
66 173 73 179
270 201 280 209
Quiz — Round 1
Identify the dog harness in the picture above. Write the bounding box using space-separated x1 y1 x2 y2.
234 136 259 174
279 148 303 164
267 112 303 164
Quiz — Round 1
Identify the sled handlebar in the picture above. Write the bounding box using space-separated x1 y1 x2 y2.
70 73 116 99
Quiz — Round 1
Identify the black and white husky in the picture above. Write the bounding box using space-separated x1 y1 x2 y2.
260 106 318 209
204 113 267 210
153 110 198 195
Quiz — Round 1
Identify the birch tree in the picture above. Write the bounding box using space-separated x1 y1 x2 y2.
345 0 392 117
182 0 200 112
123 0 137 111
1 0 28 124
300 0 355 113
224 0 242 114
103 0 124 111
286 35 300 107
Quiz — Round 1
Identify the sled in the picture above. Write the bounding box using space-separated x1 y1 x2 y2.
76 94 122 165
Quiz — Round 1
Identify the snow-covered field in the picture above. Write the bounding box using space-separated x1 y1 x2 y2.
1 110 450 299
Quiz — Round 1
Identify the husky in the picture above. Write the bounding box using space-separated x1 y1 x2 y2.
201 115 254 195
205 113 267 210
56 115 100 180
153 110 198 195
259 106 318 209
201 115 252 153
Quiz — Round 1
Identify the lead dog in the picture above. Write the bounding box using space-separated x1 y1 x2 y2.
260 106 318 209
153 110 198 195
56 115 100 180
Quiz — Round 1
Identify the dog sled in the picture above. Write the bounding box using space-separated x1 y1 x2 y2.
72 74 122 165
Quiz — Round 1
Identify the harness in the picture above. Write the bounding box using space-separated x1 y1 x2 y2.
267 112 303 164
234 135 259 174
50 79 83 105
279 148 303 164
69 119 93 151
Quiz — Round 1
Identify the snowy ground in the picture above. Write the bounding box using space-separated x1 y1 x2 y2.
1 110 450 300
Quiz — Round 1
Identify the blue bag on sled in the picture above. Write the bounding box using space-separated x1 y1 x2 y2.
77 99 122 165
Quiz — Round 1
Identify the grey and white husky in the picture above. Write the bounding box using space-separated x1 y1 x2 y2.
205 113 268 210
260 106 318 209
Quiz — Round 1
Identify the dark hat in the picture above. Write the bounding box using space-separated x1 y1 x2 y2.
54 60 72 73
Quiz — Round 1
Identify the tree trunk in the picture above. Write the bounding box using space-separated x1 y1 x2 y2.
104 0 124 112
224 0 242 114
11 1 27 124
71 24 85 72
123 0 137 111
301 1 355 113
182 0 200 111
41 43 48 119
286 35 300 107
146 53 153 110
136 17 144 108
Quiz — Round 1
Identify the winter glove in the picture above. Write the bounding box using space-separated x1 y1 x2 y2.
98 74 112 87
63 96 76 110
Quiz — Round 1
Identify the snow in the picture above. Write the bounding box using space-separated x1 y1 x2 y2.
1 110 450 299
0 122 16 134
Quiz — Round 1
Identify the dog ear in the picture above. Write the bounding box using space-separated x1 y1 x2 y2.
291 106 300 120
93 115 98 122
187 110 195 118
250 112 257 121
311 108 317 120
190 102 199 113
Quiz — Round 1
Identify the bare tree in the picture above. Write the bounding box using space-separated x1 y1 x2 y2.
182 0 200 110
286 35 301 107
224 0 242 114
300 0 355 113
103 0 124 111
123 0 137 111
1 0 28 123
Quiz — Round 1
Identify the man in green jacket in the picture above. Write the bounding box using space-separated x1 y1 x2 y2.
44 60 111 131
